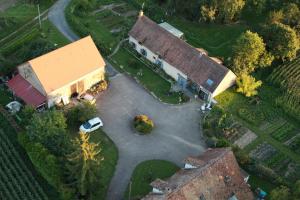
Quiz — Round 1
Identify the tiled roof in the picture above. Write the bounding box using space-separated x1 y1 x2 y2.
143 148 254 200
28 36 105 94
129 15 233 93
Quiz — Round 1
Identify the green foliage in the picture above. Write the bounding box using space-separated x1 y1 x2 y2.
236 73 262 97
268 57 300 121
232 30 273 74
0 130 49 200
270 186 291 200
27 109 68 156
67 132 103 196
199 0 246 23
66 102 97 126
134 115 154 134
238 108 264 125
232 146 251 166
263 23 300 61
18 133 62 189
216 138 230 147
19 105 36 126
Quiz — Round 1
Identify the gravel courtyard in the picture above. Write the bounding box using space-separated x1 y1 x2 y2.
96 74 206 200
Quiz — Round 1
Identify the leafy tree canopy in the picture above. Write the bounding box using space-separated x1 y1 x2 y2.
263 22 300 61
232 30 273 74
27 109 68 155
270 186 291 200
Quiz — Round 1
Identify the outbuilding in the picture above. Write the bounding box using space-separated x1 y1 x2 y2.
8 36 106 108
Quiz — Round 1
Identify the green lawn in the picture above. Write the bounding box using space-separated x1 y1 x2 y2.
124 160 179 200
110 47 183 104
0 1 55 42
169 18 247 59
68 128 118 200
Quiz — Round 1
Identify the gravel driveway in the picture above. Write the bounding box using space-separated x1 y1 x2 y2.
97 74 206 200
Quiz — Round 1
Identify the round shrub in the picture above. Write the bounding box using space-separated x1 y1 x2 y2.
134 115 154 134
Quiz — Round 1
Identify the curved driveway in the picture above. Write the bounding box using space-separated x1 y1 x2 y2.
97 75 206 200
48 1 206 199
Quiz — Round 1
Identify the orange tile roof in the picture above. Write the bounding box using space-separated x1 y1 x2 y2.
28 36 105 94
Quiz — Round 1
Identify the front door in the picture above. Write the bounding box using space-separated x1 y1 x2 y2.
177 74 187 88
78 80 84 94
70 83 77 95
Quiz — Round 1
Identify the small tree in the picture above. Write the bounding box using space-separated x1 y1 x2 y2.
66 102 97 126
270 186 291 200
236 73 262 97
67 132 103 197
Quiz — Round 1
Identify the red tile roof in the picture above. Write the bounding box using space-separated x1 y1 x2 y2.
7 74 46 107
143 148 254 200
129 16 233 93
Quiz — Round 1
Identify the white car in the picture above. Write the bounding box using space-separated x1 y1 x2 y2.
78 93 96 104
80 117 103 133
6 101 22 113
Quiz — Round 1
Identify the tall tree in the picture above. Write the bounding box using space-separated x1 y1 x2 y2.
232 30 273 74
199 0 245 23
263 23 300 61
67 132 103 197
270 186 291 200
27 110 68 155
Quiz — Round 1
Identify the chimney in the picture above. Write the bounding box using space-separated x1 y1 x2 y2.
139 10 144 17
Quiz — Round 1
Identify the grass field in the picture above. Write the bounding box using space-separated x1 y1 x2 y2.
110 47 183 104
124 160 179 199
0 1 55 42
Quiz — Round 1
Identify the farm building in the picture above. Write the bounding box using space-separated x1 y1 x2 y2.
143 148 254 200
129 12 236 103
7 36 106 108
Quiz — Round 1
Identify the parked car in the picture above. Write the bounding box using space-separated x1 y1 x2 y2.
79 117 103 133
78 93 96 104
6 101 22 113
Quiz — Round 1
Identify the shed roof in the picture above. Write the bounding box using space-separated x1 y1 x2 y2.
129 16 233 93
159 22 184 38
28 36 105 94
7 74 46 107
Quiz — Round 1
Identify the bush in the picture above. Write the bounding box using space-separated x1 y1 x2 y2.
65 102 97 126
134 115 154 134
18 133 62 188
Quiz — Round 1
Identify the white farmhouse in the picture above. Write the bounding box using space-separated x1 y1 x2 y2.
129 12 236 102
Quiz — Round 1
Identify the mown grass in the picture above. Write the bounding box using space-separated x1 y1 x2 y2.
110 47 182 104
169 18 247 59
124 160 179 200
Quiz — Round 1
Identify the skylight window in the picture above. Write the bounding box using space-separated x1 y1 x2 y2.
206 79 214 86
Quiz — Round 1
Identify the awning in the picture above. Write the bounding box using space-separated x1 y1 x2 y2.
7 74 46 107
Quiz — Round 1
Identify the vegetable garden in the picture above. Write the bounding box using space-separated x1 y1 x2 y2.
0 130 48 200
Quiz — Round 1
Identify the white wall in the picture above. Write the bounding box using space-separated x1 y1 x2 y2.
212 70 236 97
18 63 47 96
47 67 105 107
129 36 187 81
